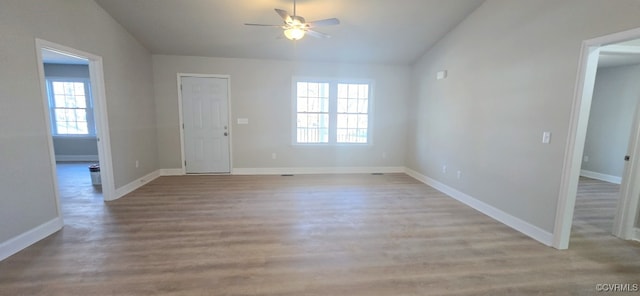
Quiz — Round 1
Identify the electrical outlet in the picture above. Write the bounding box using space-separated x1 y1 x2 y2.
272 153 277 159
457 171 462 179
135 160 139 168
583 155 589 162
442 165 447 174
382 152 387 159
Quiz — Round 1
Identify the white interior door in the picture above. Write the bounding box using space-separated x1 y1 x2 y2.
181 76 230 173
613 100 640 239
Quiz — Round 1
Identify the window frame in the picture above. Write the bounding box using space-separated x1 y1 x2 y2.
292 77 374 146
46 77 96 137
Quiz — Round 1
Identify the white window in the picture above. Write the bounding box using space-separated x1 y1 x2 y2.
294 79 371 144
47 79 95 136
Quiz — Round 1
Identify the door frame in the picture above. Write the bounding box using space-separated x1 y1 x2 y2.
553 27 640 249
35 39 115 208
177 73 233 174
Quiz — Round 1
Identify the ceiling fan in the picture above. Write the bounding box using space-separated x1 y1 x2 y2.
245 0 340 41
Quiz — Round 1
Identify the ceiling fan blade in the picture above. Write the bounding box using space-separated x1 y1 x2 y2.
244 23 283 27
275 9 292 22
306 29 331 39
308 18 340 27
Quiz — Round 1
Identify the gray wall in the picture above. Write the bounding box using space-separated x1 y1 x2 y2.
153 56 410 170
582 64 640 178
406 0 640 233
44 63 99 159
0 0 157 244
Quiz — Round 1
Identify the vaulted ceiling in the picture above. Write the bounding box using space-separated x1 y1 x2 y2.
94 0 485 65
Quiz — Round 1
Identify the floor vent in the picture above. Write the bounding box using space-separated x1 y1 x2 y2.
281 174 294 177
372 173 384 175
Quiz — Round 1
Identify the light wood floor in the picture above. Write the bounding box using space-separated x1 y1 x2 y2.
1 173 639 295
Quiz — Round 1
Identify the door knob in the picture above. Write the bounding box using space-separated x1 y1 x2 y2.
224 132 228 136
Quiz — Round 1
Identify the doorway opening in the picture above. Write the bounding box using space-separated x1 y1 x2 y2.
554 28 640 249
36 39 115 225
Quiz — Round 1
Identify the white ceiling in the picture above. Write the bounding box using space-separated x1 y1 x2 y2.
94 0 485 65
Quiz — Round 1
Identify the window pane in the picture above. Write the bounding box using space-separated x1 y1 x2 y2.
319 114 329 129
348 114 358 128
55 109 66 122
297 97 308 112
297 82 308 97
74 83 85 96
75 95 87 108
320 96 328 112
358 115 368 128
308 97 320 112
65 96 77 108
297 114 308 127
54 95 66 107
359 84 368 98
75 109 87 122
57 121 69 134
64 83 75 96
65 109 77 122
308 83 318 97
320 83 329 98
337 98 346 113
76 122 89 134
53 82 64 94
348 84 358 98
337 114 348 128
347 99 357 113
358 99 368 113
338 84 348 98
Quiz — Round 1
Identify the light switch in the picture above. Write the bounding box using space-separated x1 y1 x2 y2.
237 118 249 125
436 70 447 80
542 131 551 144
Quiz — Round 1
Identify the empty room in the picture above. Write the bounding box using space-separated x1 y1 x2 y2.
2 0 640 294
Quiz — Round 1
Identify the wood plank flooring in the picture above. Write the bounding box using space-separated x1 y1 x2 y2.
1 173 639 295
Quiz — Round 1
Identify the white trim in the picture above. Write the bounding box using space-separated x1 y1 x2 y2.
555 26 640 250
0 217 63 261
159 168 184 176
600 45 640 55
580 170 622 184
232 166 405 175
55 155 99 162
114 170 160 199
405 168 553 247
177 73 232 174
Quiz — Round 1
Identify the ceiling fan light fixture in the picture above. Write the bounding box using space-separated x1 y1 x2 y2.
284 27 305 40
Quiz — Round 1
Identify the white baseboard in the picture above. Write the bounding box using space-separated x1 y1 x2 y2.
55 155 99 162
580 170 622 184
0 217 63 261
404 168 553 246
160 168 184 176
232 166 406 175
114 170 161 200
